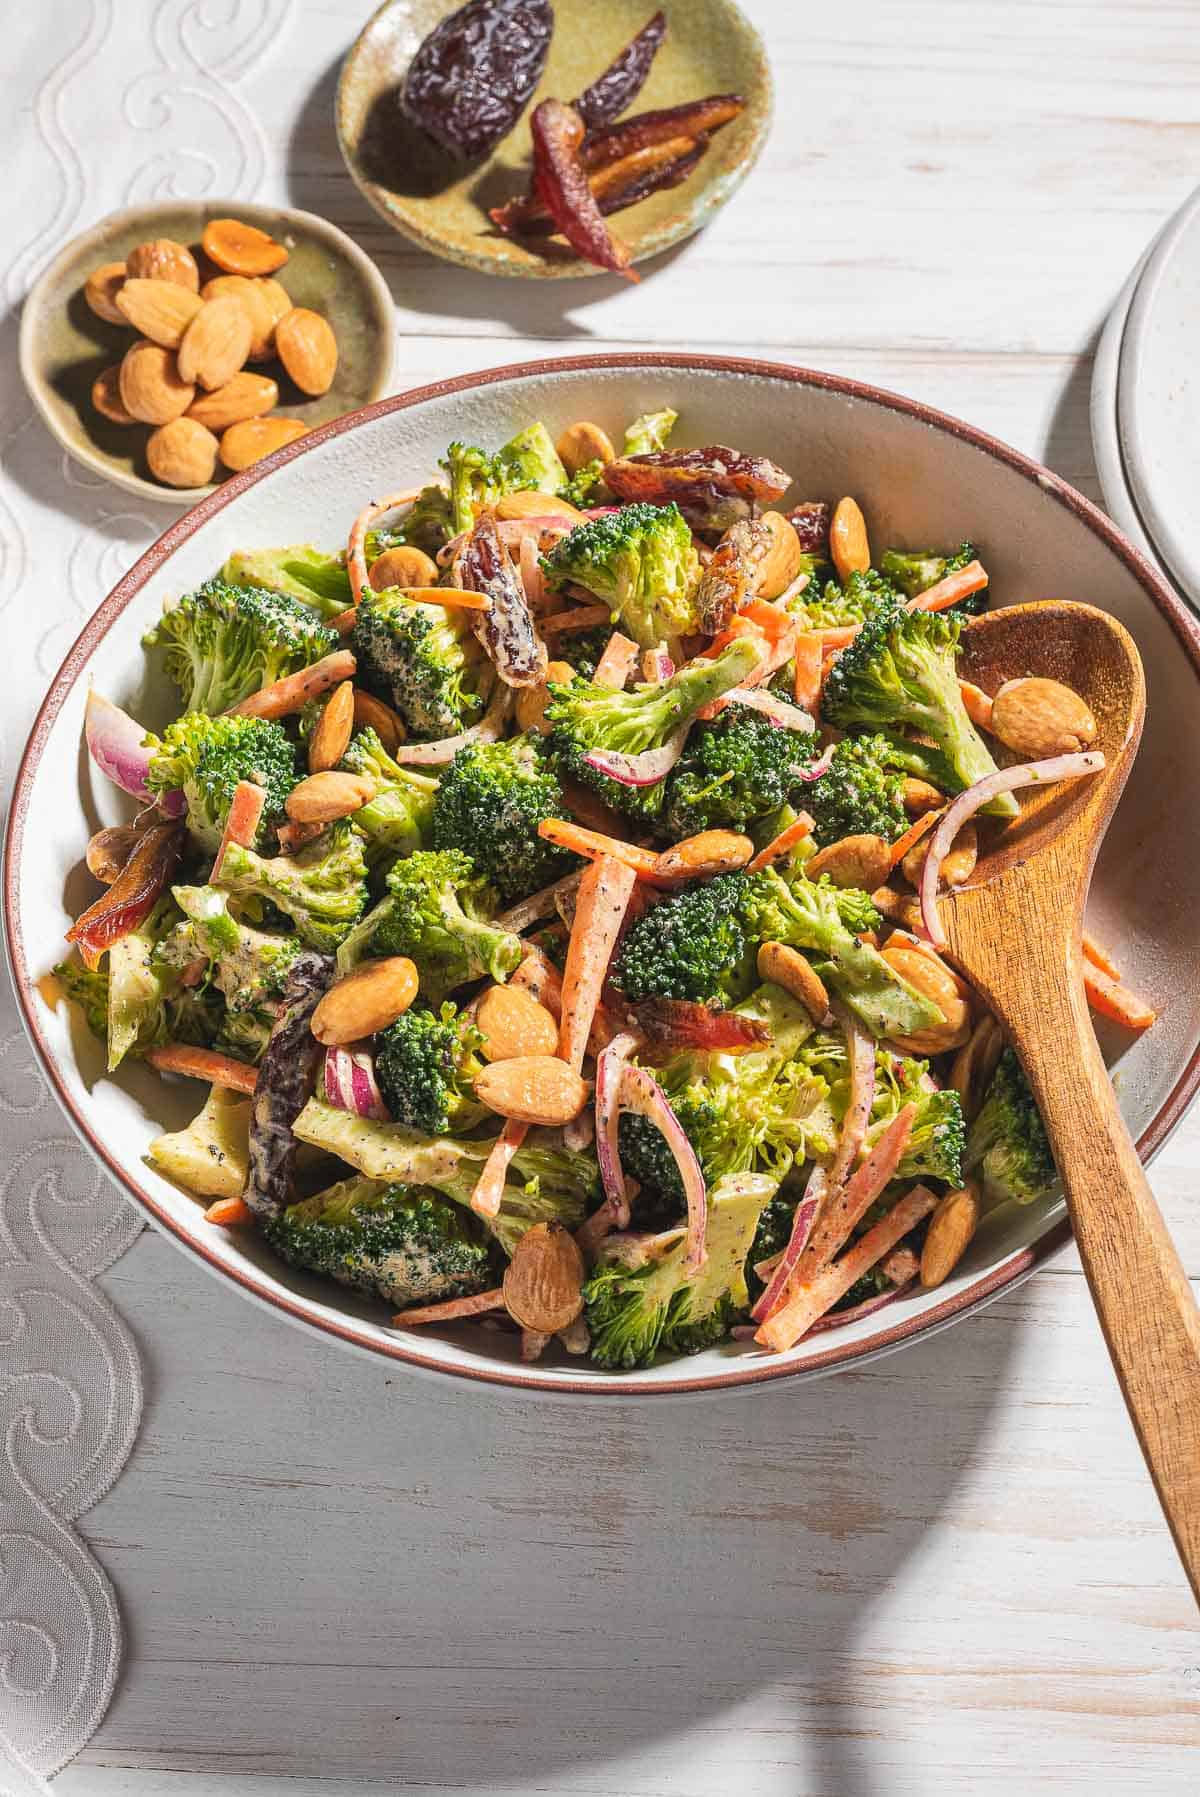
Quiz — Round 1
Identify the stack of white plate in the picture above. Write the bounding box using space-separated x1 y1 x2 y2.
1091 185 1200 607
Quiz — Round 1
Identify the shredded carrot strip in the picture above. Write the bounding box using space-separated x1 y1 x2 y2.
904 560 989 613
558 855 638 1073
329 607 357 638
700 617 769 659
471 1119 527 1218
393 585 489 612
593 632 640 690
1082 930 1122 980
205 1196 254 1228
212 779 266 878
1083 964 1156 1031
538 818 662 878
959 679 994 729
746 813 815 873
228 651 357 720
393 1287 506 1327
738 597 794 643
819 625 861 650
538 604 613 634
887 808 941 870
145 1045 258 1094
793 631 823 713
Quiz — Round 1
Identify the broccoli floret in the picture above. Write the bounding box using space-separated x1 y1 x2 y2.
880 542 985 612
869 1050 966 1185
144 711 297 853
623 408 678 456
341 850 521 998
788 566 900 632
965 1047 1058 1207
555 622 616 681
805 734 909 845
664 707 816 838
159 885 302 1033
748 1188 798 1300
541 501 701 654
213 819 368 952
558 459 607 508
610 872 753 1004
221 545 352 618
351 592 484 740
374 1002 487 1135
264 1177 494 1309
497 421 567 494
367 484 455 560
431 733 575 904
740 865 944 1040
822 597 1018 818
547 637 762 823
54 958 109 1039
340 727 438 870
142 578 337 715
584 1172 776 1368
441 425 566 536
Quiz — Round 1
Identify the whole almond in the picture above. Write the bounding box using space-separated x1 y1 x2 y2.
285 770 375 823
476 985 560 1062
275 307 338 396
307 681 356 773
187 370 278 433
218 415 307 471
202 217 289 276
84 261 127 325
115 277 204 347
496 489 585 525
902 777 943 816
119 340 195 424
177 295 253 391
950 1014 1004 1122
653 830 754 881
146 416 219 489
830 496 871 582
756 941 830 1023
515 660 574 736
502 1221 585 1334
919 1185 980 1289
91 365 136 425
310 957 419 1046
807 833 892 891
990 676 1098 760
255 276 292 334
901 820 978 891
125 238 199 290
369 546 440 591
751 511 804 599
200 273 277 359
352 689 406 751
555 420 615 475
474 1054 589 1126
882 944 973 1054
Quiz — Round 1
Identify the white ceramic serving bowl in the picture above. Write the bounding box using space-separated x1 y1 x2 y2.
7 354 1200 1398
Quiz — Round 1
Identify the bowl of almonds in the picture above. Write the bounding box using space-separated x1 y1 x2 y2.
20 200 394 503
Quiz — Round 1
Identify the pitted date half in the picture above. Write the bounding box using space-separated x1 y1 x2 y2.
695 518 776 633
402 0 554 162
603 446 793 532
788 500 832 558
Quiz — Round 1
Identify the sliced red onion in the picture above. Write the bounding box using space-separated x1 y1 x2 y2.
919 751 1106 947
518 532 544 611
795 742 837 783
807 1278 913 1334
641 645 675 683
827 999 877 1193
496 870 583 935
593 1032 640 1225
86 690 185 815
583 722 690 787
388 684 512 766
323 1046 390 1121
348 485 425 601
584 506 621 519
722 688 815 733
750 1163 825 1323
619 1062 708 1273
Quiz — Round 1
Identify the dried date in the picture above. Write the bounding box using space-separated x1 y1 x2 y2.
695 518 776 634
460 509 548 686
574 10 667 131
530 98 636 278
491 132 703 235
581 93 745 170
401 0 553 161
603 447 794 532
789 501 831 558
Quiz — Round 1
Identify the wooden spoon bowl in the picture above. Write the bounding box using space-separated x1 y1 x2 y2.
938 600 1200 1604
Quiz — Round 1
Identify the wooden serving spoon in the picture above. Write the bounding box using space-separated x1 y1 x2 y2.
941 600 1200 1603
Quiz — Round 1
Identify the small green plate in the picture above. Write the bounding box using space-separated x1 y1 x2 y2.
19 199 395 505
336 0 772 279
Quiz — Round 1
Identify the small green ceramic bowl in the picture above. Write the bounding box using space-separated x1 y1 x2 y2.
336 0 772 278
19 199 395 506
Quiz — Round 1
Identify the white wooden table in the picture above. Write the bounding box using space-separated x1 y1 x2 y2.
11 1 1200 1790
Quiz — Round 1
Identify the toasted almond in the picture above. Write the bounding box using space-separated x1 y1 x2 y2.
902 776 944 816
474 1054 589 1126
515 660 573 735
369 546 440 591
177 295 253 391
989 676 1099 759
919 1184 980 1289
882 943 973 1054
255 275 292 333
307 681 356 773
654 830 754 881
496 489 585 524
901 819 978 891
146 416 219 488
125 238 200 290
218 414 307 471
756 941 830 1023
950 1014 1004 1121
555 420 615 475
275 307 337 396
91 365 136 425
115 277 204 346
752 511 805 599
285 770 374 823
187 370 278 433
502 1221 585 1333
476 985 560 1062
86 823 144 884
807 833 892 891
202 217 289 276
830 496 870 582
118 340 195 424
352 688 406 751
84 261 127 325
872 887 923 932
310 957 419 1045
200 273 278 358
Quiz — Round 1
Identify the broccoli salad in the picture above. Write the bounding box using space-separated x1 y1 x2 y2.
55 407 1156 1369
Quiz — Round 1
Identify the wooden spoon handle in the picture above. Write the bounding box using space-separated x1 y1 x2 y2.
1005 955 1200 1603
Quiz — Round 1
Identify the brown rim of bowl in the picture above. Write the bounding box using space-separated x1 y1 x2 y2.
7 351 1200 1399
